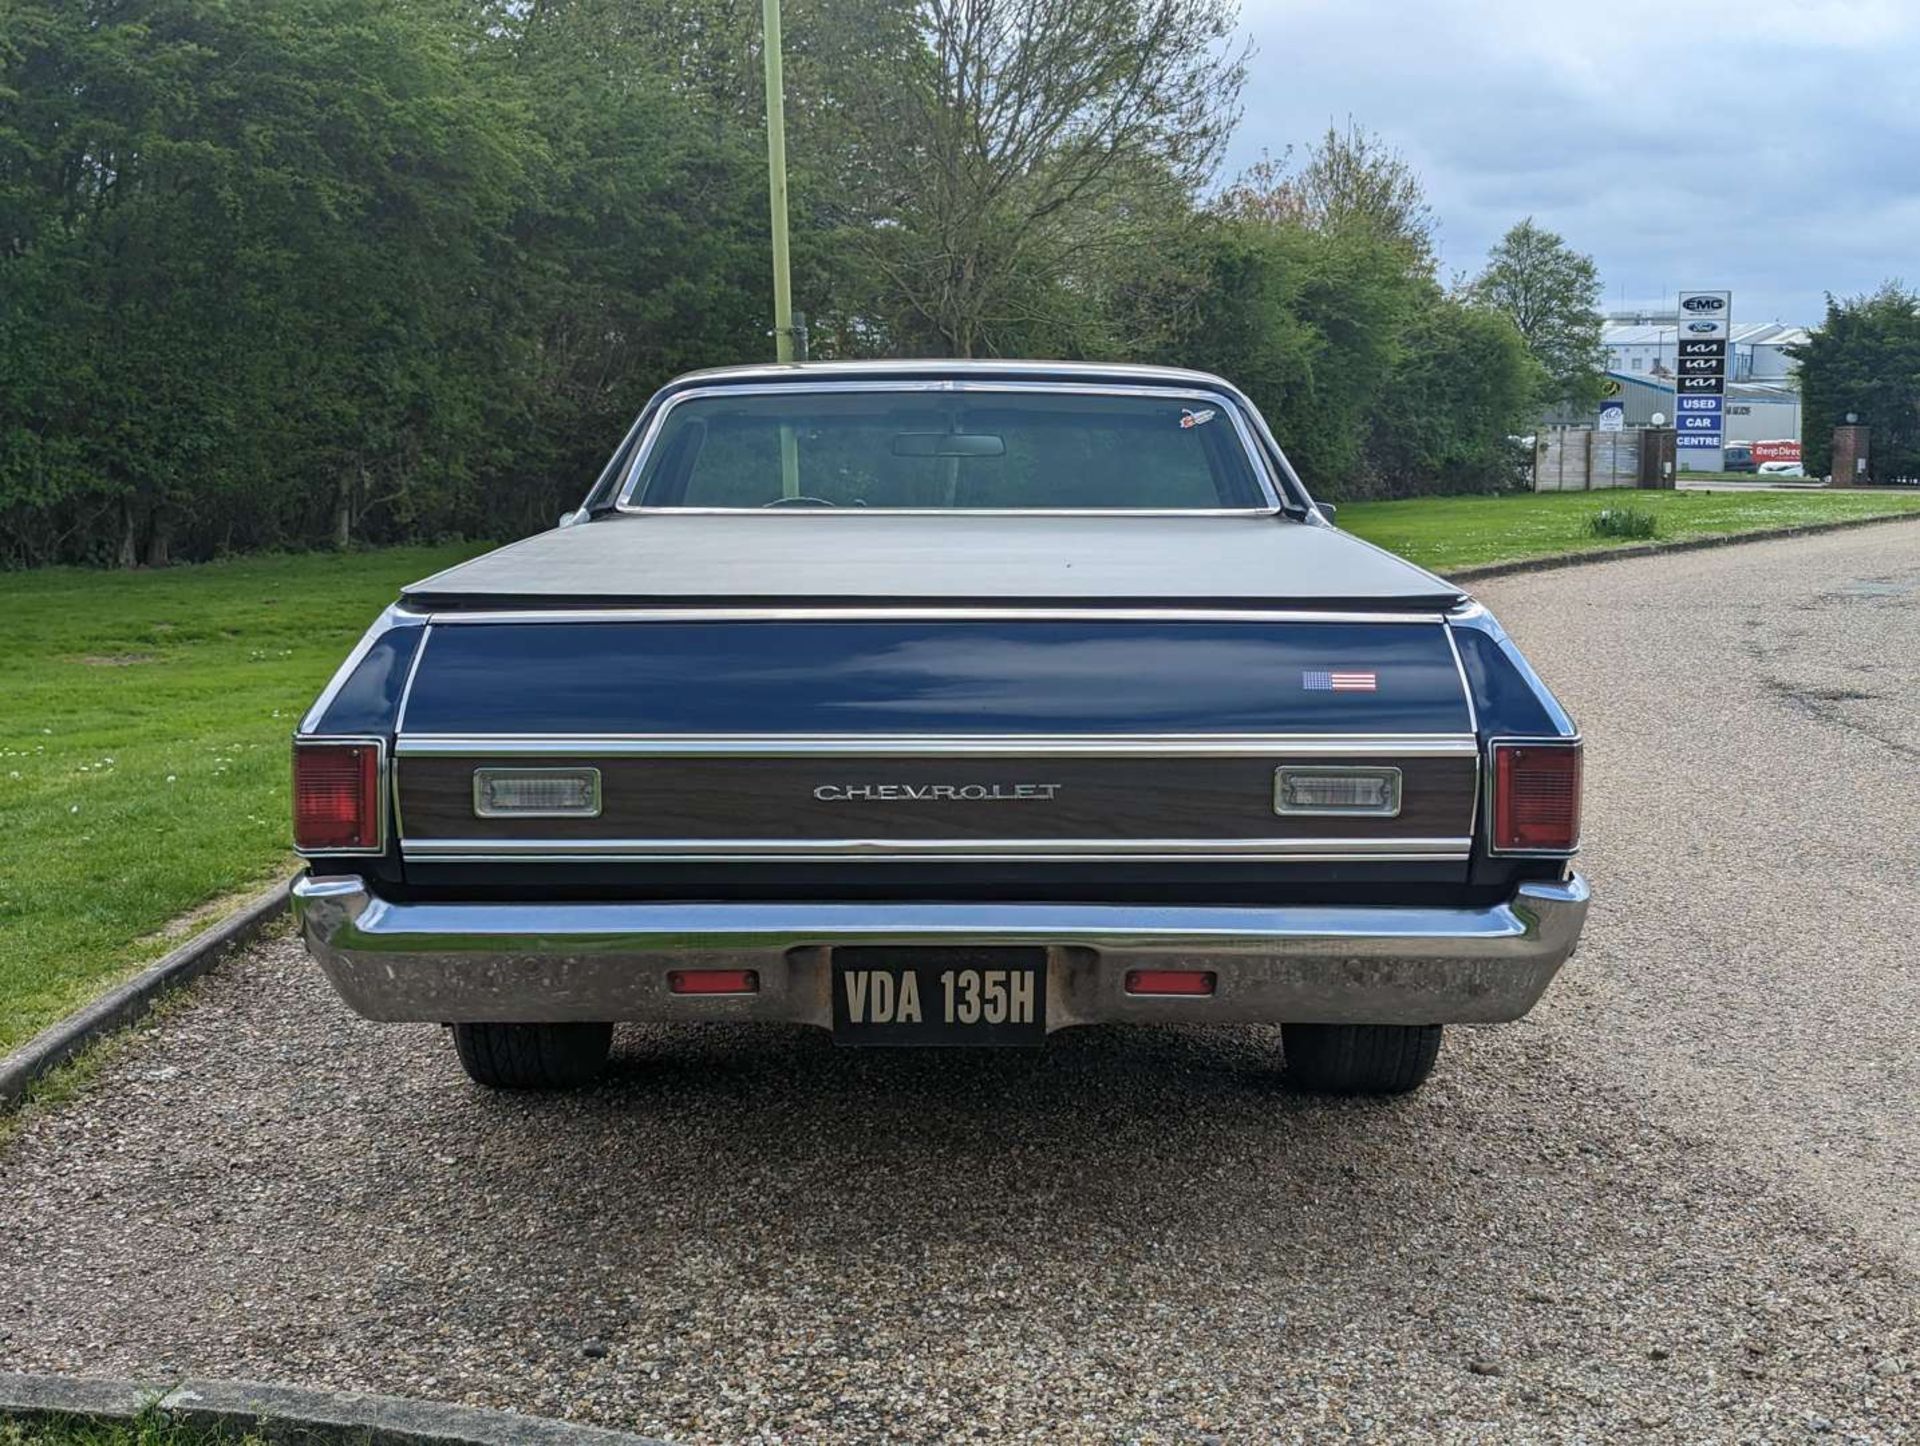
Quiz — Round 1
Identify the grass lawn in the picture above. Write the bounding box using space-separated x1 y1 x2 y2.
4 486 1920 1059
1338 486 1920 572
0 544 486 1054
2 1417 263 1446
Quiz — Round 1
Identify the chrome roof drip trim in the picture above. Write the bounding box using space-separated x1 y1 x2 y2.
609 380 1283 514
394 733 1481 758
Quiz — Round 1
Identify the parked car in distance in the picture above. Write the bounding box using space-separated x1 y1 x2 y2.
292 361 1589 1097
1723 443 1757 474
1757 460 1806 478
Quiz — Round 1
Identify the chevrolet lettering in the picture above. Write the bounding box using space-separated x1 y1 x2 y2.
813 782 1064 802
292 361 1589 1097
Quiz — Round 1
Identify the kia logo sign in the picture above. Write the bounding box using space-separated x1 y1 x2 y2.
1682 295 1726 313
1687 321 1719 333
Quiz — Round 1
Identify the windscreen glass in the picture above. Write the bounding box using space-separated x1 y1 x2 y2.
626 389 1269 510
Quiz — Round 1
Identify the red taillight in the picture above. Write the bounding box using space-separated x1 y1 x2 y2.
1492 742 1582 852
1125 969 1216 997
668 969 759 995
293 742 382 852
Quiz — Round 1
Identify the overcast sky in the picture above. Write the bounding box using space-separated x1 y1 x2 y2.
1224 0 1920 324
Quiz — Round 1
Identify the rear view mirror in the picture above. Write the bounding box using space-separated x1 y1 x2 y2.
1316 502 1338 523
890 432 1006 458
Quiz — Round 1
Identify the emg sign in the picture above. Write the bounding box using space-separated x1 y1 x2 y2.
1677 291 1731 341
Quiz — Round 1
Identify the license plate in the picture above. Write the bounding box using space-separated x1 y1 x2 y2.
831 947 1046 1046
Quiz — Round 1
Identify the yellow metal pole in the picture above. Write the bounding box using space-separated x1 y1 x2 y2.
762 0 795 365
762 0 800 495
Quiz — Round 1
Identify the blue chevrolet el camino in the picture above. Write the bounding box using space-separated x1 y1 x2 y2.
292 361 1588 1095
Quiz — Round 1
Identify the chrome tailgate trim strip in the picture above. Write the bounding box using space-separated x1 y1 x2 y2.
395 733 1480 758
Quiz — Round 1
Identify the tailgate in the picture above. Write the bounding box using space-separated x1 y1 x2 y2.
393 617 1477 862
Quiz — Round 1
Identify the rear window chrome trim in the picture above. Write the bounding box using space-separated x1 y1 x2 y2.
610 380 1284 514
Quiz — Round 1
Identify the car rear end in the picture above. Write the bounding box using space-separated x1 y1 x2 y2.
293 602 1585 1079
291 364 1588 1094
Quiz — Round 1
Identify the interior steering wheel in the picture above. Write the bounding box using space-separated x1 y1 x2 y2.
760 494 840 508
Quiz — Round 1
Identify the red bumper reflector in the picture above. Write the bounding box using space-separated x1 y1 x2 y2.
668 969 759 995
1125 969 1216 997
1492 741 1583 852
293 742 381 851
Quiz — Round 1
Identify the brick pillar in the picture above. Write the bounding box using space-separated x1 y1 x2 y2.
1638 428 1675 488
1830 424 1870 487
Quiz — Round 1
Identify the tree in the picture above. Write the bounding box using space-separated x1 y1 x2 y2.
1362 296 1540 496
1470 218 1606 410
1216 122 1436 275
829 0 1247 356
1791 283 1920 481
1141 217 1423 492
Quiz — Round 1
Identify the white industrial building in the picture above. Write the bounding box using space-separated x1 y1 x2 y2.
1603 310 1808 386
1573 372 1803 447
1549 310 1809 448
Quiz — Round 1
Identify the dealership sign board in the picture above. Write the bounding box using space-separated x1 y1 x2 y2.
1674 291 1730 465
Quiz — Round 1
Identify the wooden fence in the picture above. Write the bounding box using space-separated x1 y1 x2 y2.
1532 427 1645 491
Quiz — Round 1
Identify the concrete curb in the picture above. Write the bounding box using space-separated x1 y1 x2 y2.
1444 507 1920 585
0 877 291 1109
0 1372 672 1446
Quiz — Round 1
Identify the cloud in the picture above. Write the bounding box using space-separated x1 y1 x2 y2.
1227 0 1920 320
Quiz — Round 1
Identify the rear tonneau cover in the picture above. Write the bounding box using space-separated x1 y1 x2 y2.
401 514 1467 612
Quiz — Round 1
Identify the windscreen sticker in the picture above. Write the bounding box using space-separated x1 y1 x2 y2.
1178 407 1217 429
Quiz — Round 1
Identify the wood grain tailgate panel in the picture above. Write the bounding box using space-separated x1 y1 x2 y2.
398 752 1477 844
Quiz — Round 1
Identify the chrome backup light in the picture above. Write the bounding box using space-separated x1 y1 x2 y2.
472 767 602 818
1273 766 1402 817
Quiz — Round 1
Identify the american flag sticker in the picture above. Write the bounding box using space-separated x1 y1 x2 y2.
1303 670 1378 692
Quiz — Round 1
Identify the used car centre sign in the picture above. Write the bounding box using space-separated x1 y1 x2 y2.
1675 290 1731 467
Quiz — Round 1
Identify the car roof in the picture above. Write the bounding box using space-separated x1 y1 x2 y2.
657 359 1241 393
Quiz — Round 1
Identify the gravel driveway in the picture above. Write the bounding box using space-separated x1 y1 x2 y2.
3 524 1918 1443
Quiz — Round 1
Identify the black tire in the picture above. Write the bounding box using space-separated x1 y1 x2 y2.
450 1021 614 1091
1282 1023 1443 1095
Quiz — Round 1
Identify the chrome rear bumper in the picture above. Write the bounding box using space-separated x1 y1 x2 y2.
293 874 1589 1028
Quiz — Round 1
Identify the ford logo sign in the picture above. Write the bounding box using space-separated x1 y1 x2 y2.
1682 295 1726 313
1687 321 1719 333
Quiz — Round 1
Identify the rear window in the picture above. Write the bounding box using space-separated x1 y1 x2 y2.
625 389 1270 510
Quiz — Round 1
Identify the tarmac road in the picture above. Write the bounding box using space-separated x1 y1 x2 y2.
2 524 1917 1443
